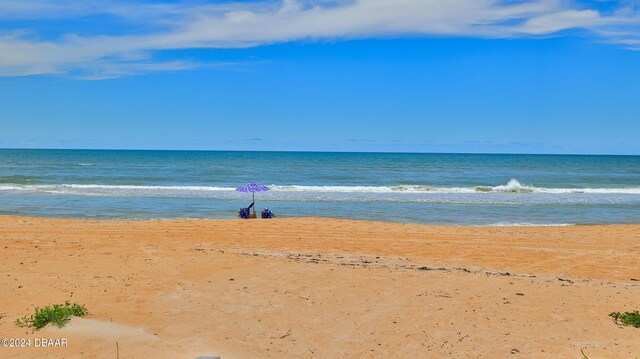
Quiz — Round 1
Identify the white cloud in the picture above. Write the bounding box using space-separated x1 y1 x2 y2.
0 0 639 78
518 9 604 34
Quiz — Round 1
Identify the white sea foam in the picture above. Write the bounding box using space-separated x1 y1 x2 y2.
273 179 640 194
0 179 639 197
61 184 233 191
480 222 575 227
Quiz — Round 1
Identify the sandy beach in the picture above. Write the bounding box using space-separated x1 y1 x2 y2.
0 216 638 358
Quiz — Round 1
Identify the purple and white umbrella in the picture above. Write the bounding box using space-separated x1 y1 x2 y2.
236 183 270 210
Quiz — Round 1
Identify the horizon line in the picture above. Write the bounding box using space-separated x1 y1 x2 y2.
1 147 638 157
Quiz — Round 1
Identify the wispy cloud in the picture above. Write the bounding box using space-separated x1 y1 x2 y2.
1 0 639 78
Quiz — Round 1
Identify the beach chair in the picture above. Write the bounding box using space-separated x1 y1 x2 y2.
238 207 251 219
261 208 276 219
238 202 256 219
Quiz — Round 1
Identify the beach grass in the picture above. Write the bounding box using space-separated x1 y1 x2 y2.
609 311 640 328
15 302 88 329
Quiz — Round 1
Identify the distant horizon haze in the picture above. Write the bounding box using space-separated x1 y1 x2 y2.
0 147 638 157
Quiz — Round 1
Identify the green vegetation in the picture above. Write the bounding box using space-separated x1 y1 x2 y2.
15 302 88 329
609 311 640 328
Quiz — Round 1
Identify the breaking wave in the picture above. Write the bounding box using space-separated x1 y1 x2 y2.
0 179 639 197
273 179 640 194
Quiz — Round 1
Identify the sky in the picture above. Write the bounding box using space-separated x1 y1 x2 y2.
1 0 640 154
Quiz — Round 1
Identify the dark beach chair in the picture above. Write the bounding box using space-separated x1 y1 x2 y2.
261 208 275 219
238 207 250 219
238 202 255 219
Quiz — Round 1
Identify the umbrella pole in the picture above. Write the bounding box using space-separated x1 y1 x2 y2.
252 192 255 214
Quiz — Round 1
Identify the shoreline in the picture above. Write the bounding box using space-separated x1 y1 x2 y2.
1 215 638 358
0 214 633 227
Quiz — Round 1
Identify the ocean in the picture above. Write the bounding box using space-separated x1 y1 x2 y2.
0 149 639 225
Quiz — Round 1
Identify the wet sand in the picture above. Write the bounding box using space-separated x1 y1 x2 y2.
0 216 639 358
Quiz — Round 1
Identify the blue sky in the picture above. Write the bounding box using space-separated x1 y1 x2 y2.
1 0 640 154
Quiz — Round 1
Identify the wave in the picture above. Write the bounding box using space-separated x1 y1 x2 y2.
0 176 38 185
58 184 232 191
272 179 640 194
0 179 639 197
480 222 575 227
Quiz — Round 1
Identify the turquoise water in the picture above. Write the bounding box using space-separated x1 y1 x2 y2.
0 149 639 225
